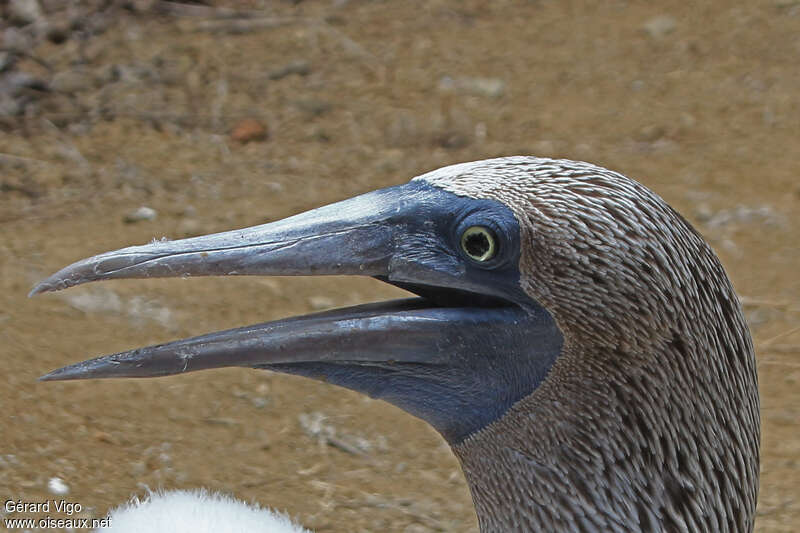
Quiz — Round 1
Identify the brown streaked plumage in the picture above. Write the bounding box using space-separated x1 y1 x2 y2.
33 156 759 532
422 157 759 532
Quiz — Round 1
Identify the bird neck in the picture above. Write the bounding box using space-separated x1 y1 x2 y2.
452 338 759 533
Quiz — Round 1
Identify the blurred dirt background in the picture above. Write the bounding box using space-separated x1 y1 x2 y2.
1 0 798 531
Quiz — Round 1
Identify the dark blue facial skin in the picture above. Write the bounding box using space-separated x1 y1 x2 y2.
267 303 561 444
266 181 564 444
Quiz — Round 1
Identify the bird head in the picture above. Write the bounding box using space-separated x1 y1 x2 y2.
29 156 747 446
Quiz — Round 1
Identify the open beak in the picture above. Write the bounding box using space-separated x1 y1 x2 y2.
32 182 526 382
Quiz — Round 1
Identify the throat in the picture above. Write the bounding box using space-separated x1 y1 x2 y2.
451 395 643 532
450 342 759 533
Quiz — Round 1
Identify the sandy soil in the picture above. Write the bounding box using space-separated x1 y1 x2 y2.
1 1 798 531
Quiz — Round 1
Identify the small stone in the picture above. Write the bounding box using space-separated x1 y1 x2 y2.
2 72 47 95
308 296 334 310
124 206 158 223
630 80 646 92
50 69 94 93
45 20 71 44
47 477 69 496
251 397 269 409
231 118 268 143
635 124 665 142
2 27 33 52
8 0 44 26
94 430 115 444
128 0 158 12
643 15 677 39
268 60 311 80
438 76 506 99
0 52 13 73
0 454 19 467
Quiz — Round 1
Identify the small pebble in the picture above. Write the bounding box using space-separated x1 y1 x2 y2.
308 296 335 310
0 52 13 73
630 80 646 92
643 15 677 39
48 477 69 496
231 118 268 143
2 27 33 52
635 124 666 142
50 69 95 93
94 430 115 444
129 0 158 12
8 0 44 26
438 76 506 99
268 60 311 80
124 206 157 223
45 21 71 44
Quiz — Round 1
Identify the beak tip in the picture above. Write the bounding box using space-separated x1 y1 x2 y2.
29 271 70 296
28 283 49 298
39 360 102 382
29 270 84 297
38 369 65 382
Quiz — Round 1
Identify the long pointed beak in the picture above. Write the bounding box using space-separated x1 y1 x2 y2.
39 299 526 381
30 185 407 296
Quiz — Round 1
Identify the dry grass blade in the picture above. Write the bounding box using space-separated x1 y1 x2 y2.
759 325 800 349
313 20 385 78
158 1 273 19
179 17 300 34
339 492 449 531
741 296 800 313
0 152 54 166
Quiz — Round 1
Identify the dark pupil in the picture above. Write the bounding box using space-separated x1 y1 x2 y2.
465 232 490 258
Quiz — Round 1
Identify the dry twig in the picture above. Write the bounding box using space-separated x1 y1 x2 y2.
759 325 800 349
740 295 800 313
158 1 271 19
179 17 299 34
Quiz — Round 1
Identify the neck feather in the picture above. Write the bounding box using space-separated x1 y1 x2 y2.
452 336 759 533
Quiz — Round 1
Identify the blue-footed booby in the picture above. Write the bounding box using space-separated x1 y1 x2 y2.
31 156 760 532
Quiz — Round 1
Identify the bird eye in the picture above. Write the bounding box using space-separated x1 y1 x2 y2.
460 226 497 262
